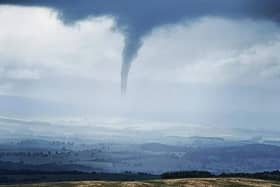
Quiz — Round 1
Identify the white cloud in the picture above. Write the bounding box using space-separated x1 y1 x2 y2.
131 17 280 84
0 6 280 134
1 8 279 95
0 5 124 83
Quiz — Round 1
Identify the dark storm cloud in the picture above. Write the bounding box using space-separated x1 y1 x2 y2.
1 0 280 93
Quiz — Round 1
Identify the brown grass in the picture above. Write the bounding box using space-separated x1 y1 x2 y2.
2 178 280 187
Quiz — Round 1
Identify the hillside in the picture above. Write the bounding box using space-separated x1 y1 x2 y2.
2 178 280 187
1 139 280 174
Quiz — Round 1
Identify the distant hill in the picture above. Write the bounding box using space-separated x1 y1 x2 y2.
1 139 280 174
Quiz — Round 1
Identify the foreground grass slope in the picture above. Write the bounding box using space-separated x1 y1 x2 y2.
2 178 280 187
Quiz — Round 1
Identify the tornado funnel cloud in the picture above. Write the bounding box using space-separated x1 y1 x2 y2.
3 2 280 95
120 34 142 95
121 62 131 95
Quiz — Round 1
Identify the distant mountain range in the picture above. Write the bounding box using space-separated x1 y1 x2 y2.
0 138 280 174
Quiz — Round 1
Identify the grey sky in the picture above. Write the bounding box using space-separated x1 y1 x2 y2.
0 3 280 141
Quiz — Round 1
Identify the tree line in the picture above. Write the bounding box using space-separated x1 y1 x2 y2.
161 170 280 181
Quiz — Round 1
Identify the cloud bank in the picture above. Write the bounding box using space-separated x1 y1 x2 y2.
0 3 280 138
2 0 280 93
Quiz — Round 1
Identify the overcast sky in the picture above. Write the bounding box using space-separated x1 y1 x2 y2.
0 1 280 140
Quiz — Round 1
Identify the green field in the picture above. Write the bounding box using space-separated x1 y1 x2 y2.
2 178 280 187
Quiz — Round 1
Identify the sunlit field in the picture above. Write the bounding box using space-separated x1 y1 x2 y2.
2 178 280 187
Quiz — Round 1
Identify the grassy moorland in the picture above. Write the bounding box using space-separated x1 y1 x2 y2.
2 178 280 187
